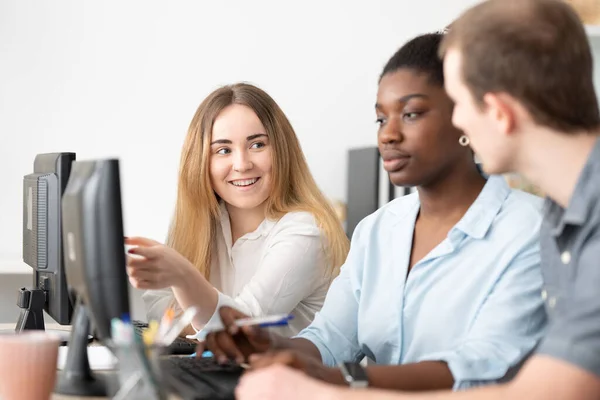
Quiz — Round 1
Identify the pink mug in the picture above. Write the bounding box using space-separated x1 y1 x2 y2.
0 331 61 400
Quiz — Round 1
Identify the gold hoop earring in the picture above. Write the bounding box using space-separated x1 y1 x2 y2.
459 135 470 147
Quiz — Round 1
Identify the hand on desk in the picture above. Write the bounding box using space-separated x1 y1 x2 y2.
125 236 195 290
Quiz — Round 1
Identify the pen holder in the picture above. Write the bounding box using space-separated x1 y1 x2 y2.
106 340 168 400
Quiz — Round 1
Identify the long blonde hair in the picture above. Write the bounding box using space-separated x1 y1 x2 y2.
168 83 349 281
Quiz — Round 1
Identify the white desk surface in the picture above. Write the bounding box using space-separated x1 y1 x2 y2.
0 324 179 400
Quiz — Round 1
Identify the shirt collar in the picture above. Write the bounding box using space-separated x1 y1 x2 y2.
548 137 600 236
452 175 511 240
218 202 275 249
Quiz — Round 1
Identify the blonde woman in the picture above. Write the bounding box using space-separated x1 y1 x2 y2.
126 83 349 337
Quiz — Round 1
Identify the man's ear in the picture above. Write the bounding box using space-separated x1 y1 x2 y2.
482 93 516 136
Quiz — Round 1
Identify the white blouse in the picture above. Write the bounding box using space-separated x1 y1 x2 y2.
142 203 333 336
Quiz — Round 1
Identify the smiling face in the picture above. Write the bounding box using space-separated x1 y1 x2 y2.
209 104 273 213
376 69 467 187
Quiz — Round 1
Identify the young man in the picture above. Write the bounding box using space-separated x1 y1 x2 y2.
233 0 600 399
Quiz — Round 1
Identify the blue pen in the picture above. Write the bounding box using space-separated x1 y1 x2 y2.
185 313 294 344
234 314 294 328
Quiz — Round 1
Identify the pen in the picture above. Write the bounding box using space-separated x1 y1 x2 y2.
157 306 199 346
185 313 294 342
235 314 294 328
156 306 175 340
142 320 159 346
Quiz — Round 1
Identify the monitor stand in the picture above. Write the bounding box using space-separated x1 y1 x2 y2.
11 287 91 345
15 287 46 330
54 299 109 397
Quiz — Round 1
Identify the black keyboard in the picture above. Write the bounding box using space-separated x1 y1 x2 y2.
160 356 243 400
132 320 197 355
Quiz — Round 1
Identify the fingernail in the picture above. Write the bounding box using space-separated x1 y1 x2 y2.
236 356 244 364
218 356 228 364
229 325 239 335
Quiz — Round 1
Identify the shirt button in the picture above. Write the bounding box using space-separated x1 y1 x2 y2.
561 251 571 265
548 297 557 309
541 290 548 301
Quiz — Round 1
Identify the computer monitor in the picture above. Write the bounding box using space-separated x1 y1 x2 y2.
55 158 130 396
346 147 390 238
18 153 76 334
346 147 411 238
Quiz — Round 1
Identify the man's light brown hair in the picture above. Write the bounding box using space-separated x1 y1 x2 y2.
440 0 600 133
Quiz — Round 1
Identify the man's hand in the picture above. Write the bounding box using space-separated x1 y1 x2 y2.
236 365 340 400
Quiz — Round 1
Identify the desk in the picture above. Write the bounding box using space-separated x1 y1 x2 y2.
0 323 179 400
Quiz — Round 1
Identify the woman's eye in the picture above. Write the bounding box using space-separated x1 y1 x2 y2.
250 141 265 149
403 112 422 121
375 117 386 127
216 148 231 155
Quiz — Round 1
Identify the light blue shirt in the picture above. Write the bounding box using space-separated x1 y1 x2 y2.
297 175 548 390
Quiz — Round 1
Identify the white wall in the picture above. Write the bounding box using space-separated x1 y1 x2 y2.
0 0 483 274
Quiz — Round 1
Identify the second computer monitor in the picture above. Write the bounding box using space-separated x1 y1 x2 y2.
22 152 76 326
61 159 130 341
